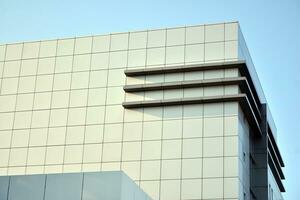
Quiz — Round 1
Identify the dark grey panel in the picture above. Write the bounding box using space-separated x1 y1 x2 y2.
0 176 9 200
44 173 83 200
8 175 45 200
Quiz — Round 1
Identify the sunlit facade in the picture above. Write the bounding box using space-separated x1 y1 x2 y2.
0 22 284 200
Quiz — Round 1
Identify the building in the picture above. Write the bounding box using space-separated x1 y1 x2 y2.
0 22 284 200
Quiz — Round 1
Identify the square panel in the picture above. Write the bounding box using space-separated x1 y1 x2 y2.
162 120 182 139
182 158 202 178
161 159 181 179
11 130 30 148
57 39 74 56
203 117 224 137
162 140 181 159
1 77 19 95
71 71 89 89
202 178 223 199
0 113 14 130
166 46 184 64
16 93 34 111
49 108 68 126
122 141 141 161
110 33 129 51
140 160 160 180
37 58 55 74
18 76 36 93
64 145 83 164
142 140 161 160
3 61 21 78
166 28 185 46
128 49 146 68
84 125 104 144
147 29 166 48
107 69 125 87
203 103 224 117
104 105 123 123
103 123 123 142
74 37 92 54
66 126 85 144
39 40 57 57
67 107 86 125
109 51 128 69
14 111 32 129
205 23 224 42
160 180 180 200
0 94 16 112
92 35 110 52
88 88 107 106
186 25 204 44
142 121 162 140
146 47 165 66
203 157 223 178
183 119 203 138
20 59 38 76
22 42 40 59
86 106 105 124
55 56 73 73
27 147 46 165
73 54 91 71
106 86 124 105
204 42 224 61
129 31 147 49
53 73 71 91
123 122 143 141
35 74 53 92
91 52 109 70
89 70 108 87
34 92 51 109
182 138 202 158
51 91 70 108
5 43 23 60
102 142 122 162
83 144 102 163
9 148 28 166
69 89 88 107
203 137 223 157
29 128 48 147
185 44 204 63
181 179 202 199
31 110 50 128
47 127 66 145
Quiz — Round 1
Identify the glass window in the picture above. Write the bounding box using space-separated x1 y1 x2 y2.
45 173 83 200
8 175 45 200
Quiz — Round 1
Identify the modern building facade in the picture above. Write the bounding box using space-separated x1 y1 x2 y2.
0 22 284 200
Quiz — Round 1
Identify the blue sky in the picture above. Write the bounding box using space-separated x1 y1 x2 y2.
1 0 299 198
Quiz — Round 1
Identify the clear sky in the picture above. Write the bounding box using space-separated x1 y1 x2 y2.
1 0 299 198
